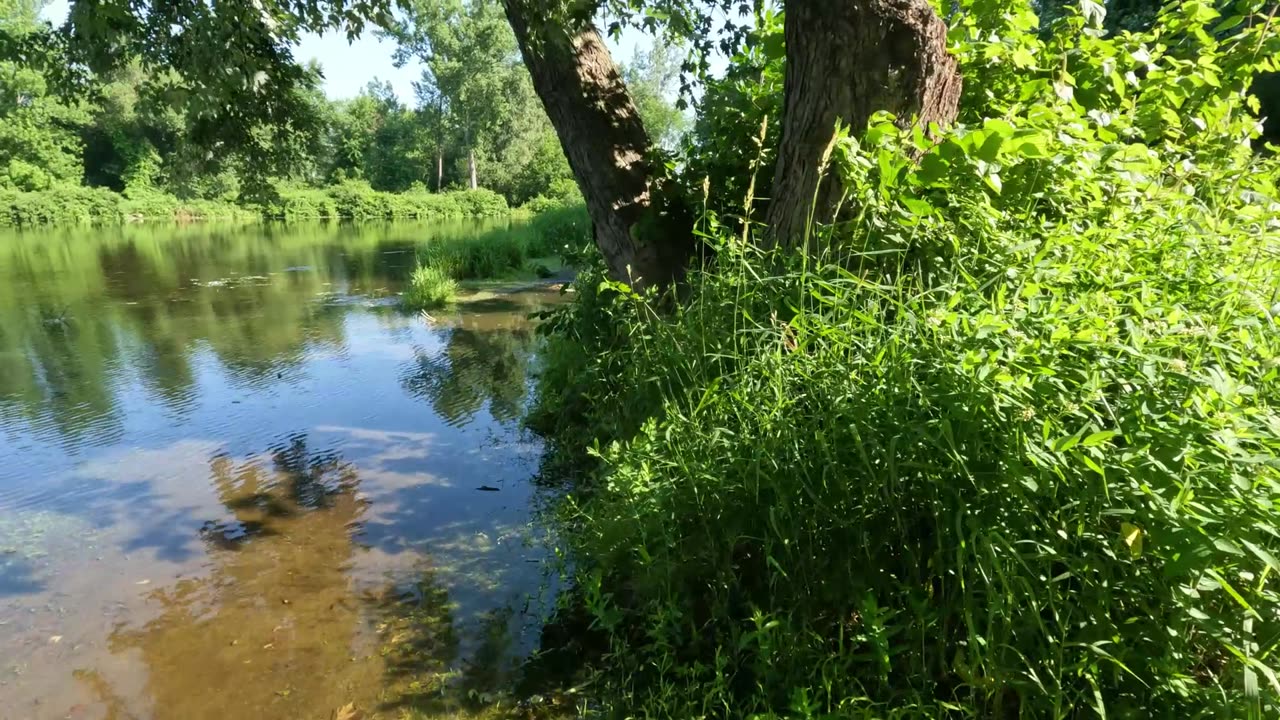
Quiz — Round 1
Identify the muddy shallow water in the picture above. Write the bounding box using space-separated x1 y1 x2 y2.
0 222 564 719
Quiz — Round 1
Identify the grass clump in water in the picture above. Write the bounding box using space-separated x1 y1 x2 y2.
414 204 588 284
402 264 458 310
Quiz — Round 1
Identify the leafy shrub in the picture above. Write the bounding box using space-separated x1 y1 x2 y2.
526 202 589 257
0 185 122 226
326 179 393 219
402 263 458 310
265 184 339 220
419 226 530 280
390 190 463 220
175 199 256 222
532 2 1280 717
262 182 506 222
120 187 180 219
451 188 509 217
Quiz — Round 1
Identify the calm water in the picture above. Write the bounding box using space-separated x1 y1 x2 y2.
0 222 563 719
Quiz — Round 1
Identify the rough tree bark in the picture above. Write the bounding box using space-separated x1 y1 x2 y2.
766 0 962 250
501 0 692 290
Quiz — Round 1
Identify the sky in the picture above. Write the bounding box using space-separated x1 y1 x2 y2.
39 0 653 105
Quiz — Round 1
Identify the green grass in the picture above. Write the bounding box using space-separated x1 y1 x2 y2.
413 202 587 287
402 264 458 310
529 98 1280 719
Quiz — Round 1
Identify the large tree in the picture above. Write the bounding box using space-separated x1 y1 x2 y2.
764 1 961 250
390 0 526 189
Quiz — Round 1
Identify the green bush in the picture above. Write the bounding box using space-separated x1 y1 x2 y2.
390 189 463 220
526 202 589 257
326 178 393 219
120 187 180 219
264 184 339 220
418 225 531 280
402 263 458 310
531 3 1280 717
176 199 256 222
0 185 122 226
451 188 509 217
117 187 249 222
0 178 528 227
262 182 506 222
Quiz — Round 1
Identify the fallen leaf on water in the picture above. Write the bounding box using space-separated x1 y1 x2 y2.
332 702 363 720
48 635 62 644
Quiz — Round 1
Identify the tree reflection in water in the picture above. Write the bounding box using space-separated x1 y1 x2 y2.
105 435 388 719
400 299 541 428
97 433 533 719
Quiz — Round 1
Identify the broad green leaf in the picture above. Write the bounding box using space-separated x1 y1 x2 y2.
1241 539 1280 575
977 133 1005 162
1121 522 1143 558
1082 430 1118 447
901 198 934 216
1205 569 1262 620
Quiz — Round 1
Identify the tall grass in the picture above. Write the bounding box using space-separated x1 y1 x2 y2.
412 199 589 282
419 227 531 280
402 264 458 310
529 106 1280 718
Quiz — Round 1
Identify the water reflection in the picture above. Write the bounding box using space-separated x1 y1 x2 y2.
0 221 503 454
0 222 563 719
106 435 374 720
400 300 541 427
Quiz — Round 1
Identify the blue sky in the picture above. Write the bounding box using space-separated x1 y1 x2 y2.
40 0 652 104
291 26 650 102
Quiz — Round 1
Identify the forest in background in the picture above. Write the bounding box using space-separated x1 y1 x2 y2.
0 0 684 225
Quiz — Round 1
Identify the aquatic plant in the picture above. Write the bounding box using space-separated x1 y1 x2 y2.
403 264 459 310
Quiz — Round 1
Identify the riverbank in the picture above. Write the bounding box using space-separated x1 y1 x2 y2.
526 113 1280 718
0 180 574 229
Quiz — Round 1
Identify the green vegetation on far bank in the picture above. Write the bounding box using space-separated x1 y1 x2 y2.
0 181 523 227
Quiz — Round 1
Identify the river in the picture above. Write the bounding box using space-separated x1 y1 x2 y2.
0 221 564 719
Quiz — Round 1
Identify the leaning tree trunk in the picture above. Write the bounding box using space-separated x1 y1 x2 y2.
502 0 692 290
468 148 478 190
766 0 962 250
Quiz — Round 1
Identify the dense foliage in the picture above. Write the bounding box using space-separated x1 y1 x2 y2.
0 0 686 228
532 1 1280 717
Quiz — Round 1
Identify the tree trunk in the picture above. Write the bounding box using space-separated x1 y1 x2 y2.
766 0 962 250
501 0 692 290
468 148 478 190
436 146 444 191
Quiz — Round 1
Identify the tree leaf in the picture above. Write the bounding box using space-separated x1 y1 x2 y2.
1121 522 1143 558
1082 430 1118 447
1241 539 1280 575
